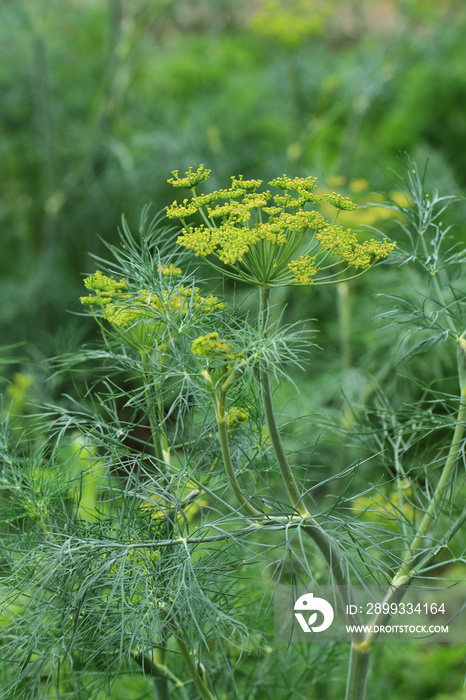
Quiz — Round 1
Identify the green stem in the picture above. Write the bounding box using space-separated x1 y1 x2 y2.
152 648 171 700
419 231 457 335
141 352 166 468
258 286 309 518
404 415 465 562
133 650 188 700
345 643 371 700
398 339 466 576
175 637 217 700
215 387 260 518
362 337 466 645
258 286 368 696
337 281 352 370
140 351 173 698
302 522 355 600
257 287 363 616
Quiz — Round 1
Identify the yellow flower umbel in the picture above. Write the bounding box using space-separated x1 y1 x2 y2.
191 332 237 361
227 407 249 431
80 270 223 351
167 166 396 287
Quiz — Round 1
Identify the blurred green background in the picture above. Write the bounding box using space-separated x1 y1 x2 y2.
2 0 466 354
2 1 466 697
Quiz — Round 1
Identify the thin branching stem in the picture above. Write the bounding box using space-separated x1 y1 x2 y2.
258 286 309 518
140 350 173 699
214 382 261 518
141 351 166 467
257 287 363 620
359 338 466 652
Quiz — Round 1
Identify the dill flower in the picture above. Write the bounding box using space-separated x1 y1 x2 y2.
288 255 320 284
191 332 237 361
158 263 182 276
167 166 396 287
80 270 128 306
230 175 263 191
324 192 358 211
81 271 224 351
227 407 249 430
167 164 211 189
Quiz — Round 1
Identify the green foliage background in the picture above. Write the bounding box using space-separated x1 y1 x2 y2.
1 1 466 698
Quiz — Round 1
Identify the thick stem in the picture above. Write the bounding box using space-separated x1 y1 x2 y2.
133 650 188 700
345 643 371 700
152 648 171 700
175 637 217 700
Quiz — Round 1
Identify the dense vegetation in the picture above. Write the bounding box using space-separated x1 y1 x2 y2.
1 2 466 698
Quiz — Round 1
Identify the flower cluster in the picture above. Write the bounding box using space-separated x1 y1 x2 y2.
159 263 182 276
191 332 237 361
227 407 249 431
288 255 319 284
324 192 358 211
167 164 212 189
316 226 396 269
81 271 223 350
166 166 396 287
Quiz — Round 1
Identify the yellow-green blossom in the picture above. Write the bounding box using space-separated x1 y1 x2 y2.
177 225 220 258
268 175 318 191
80 270 128 308
325 192 358 211
167 164 211 189
159 263 182 276
227 407 249 430
288 255 320 284
168 166 396 287
207 200 253 223
316 226 396 269
230 175 263 191
165 198 200 218
191 332 237 361
81 271 224 350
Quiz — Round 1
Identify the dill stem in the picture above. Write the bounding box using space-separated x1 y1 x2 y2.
140 352 173 699
361 338 466 652
404 401 466 561
397 339 466 575
258 286 367 698
418 230 457 335
345 643 371 700
152 648 171 700
215 385 260 518
404 340 464 575
337 280 352 370
133 650 188 700
257 287 362 610
141 352 166 469
258 286 308 518
175 636 217 700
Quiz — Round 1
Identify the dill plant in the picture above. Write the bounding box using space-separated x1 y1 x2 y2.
0 163 465 700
